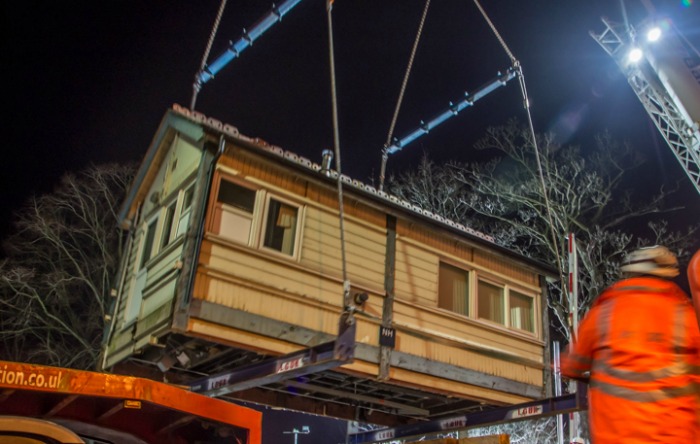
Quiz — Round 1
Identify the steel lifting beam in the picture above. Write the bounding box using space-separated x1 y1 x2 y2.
194 0 304 89
189 312 356 398
348 384 588 444
385 67 518 155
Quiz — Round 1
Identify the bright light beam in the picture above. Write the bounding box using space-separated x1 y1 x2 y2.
646 26 662 42
628 47 643 63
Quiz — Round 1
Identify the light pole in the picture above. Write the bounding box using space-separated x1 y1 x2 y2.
283 425 310 444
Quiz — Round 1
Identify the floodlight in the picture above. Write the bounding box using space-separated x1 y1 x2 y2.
627 47 643 63
646 26 662 42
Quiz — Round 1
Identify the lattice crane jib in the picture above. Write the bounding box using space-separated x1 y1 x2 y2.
591 17 700 195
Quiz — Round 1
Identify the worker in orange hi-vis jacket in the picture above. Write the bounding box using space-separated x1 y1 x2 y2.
689 248 700 329
561 245 700 444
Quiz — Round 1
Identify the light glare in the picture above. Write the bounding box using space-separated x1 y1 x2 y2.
628 47 643 63
647 27 662 42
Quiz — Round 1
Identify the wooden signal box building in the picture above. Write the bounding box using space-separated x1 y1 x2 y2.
103 105 554 426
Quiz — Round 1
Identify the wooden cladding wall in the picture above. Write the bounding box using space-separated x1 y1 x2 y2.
187 142 546 401
301 206 386 291
397 220 538 286
220 144 387 227
394 240 439 305
219 146 307 197
391 298 543 365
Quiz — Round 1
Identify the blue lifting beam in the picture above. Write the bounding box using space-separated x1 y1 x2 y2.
385 67 518 155
194 0 304 89
348 384 588 443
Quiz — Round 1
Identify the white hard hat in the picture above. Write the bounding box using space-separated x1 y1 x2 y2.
571 438 585 444
620 245 679 278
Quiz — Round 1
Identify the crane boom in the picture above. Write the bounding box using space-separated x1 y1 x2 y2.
591 16 700 195
385 67 517 155
194 0 304 89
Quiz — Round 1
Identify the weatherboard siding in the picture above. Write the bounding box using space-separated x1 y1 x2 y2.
189 145 546 395
394 239 440 304
301 206 386 289
191 184 545 392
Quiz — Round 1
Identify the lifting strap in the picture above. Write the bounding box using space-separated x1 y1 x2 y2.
379 0 432 191
473 0 567 294
326 0 352 311
190 0 228 110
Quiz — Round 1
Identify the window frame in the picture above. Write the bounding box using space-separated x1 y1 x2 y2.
260 193 302 259
507 287 537 334
138 215 159 270
437 261 539 337
476 277 506 326
438 261 472 317
212 173 303 260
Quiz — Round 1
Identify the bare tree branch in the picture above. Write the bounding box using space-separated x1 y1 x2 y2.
389 120 699 342
0 163 134 369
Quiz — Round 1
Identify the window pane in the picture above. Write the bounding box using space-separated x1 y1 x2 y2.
263 199 298 255
160 202 176 248
218 180 255 212
478 280 505 325
182 185 194 211
220 210 253 244
176 210 190 238
510 290 534 332
140 220 157 269
438 263 469 316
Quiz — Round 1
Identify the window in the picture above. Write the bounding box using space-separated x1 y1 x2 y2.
478 280 505 325
214 177 301 257
139 183 196 270
218 180 256 212
140 219 157 269
510 290 534 332
157 183 196 250
438 263 470 316
437 261 538 335
216 180 257 245
263 198 298 255
176 185 195 238
160 201 176 249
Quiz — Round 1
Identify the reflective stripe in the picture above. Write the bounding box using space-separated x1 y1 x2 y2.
590 380 700 402
591 300 695 383
593 359 693 382
615 285 667 293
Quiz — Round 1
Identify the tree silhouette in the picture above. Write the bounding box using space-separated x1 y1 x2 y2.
0 163 134 369
389 121 698 341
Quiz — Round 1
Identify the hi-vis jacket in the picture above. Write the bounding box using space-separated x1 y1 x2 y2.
561 276 700 444
689 249 700 329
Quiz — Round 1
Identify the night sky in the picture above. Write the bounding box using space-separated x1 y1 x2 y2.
5 1 699 239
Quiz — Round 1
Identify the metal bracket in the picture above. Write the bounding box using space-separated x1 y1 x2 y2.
348 384 588 443
189 313 356 398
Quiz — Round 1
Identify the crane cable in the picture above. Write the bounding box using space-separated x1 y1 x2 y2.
378 0 432 192
191 0 228 111
472 0 568 297
326 0 352 311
